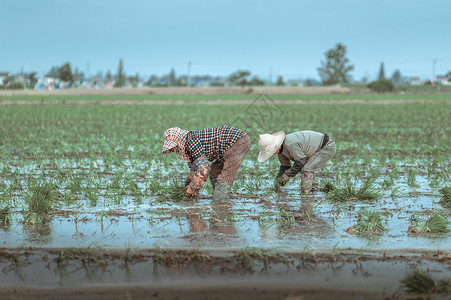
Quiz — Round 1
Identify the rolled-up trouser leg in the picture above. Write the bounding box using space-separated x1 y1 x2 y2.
209 160 222 190
301 171 315 191
216 134 251 185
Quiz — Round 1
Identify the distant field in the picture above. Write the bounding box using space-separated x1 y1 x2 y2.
0 93 450 103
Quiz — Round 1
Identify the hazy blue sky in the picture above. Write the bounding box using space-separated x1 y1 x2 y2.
1 0 450 81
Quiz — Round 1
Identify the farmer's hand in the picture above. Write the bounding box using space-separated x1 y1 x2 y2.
185 171 194 187
280 173 290 186
185 185 199 198
274 174 289 192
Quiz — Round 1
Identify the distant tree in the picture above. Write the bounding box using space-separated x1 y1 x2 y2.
227 70 251 87
391 69 402 86
105 70 113 82
128 73 140 87
276 76 285 86
378 62 385 81
58 63 74 82
167 68 176 86
25 72 38 88
46 66 59 78
114 58 126 87
304 78 319 86
317 43 354 85
367 79 394 93
447 71 451 82
248 76 265 86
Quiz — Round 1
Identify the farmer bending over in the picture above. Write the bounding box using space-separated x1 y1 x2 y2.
257 130 336 193
162 126 250 202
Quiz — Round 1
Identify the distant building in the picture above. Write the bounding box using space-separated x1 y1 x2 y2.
436 75 451 86
0 72 9 85
407 77 423 85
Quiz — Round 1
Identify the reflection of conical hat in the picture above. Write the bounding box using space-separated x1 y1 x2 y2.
257 131 286 162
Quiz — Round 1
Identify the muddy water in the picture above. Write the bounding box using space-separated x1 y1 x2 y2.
1 180 449 251
1 247 451 300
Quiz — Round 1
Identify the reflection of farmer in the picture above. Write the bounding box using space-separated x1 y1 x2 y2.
257 130 336 193
162 126 250 202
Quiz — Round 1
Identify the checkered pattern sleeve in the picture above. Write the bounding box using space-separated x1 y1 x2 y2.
185 126 245 162
185 132 205 161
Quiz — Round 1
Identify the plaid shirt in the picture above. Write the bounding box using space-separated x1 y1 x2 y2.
185 126 246 162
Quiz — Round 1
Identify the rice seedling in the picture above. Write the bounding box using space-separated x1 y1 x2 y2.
66 175 84 196
401 269 451 294
237 247 285 268
319 181 336 193
326 178 380 202
0 205 12 225
165 177 189 201
346 209 388 234
146 178 164 195
24 181 58 216
407 167 420 188
439 186 451 207
408 211 451 233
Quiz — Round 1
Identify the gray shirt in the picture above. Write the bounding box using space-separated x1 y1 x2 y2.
278 131 325 166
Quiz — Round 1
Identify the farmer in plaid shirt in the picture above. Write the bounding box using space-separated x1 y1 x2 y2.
162 125 250 202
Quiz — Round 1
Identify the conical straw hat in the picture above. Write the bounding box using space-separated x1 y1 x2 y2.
257 131 285 162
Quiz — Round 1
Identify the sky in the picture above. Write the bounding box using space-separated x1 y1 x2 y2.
1 0 451 82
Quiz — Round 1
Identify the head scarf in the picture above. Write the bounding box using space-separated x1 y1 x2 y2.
162 127 190 161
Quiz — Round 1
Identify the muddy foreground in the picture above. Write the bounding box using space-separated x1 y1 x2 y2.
1 247 450 300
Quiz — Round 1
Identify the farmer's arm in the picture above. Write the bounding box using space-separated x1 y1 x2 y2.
188 156 210 191
284 144 307 177
185 136 210 196
277 152 291 178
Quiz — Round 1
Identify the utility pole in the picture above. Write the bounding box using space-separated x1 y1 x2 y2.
432 59 436 83
187 61 191 87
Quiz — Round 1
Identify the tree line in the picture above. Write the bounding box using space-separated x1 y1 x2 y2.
2 43 450 91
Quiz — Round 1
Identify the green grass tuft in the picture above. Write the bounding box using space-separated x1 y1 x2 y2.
25 181 58 215
402 269 451 294
439 186 451 206
348 209 388 233
0 205 12 225
165 177 188 201
326 179 380 202
409 211 451 233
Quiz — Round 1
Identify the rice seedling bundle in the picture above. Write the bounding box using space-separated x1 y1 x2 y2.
408 211 451 233
402 269 451 294
327 179 380 202
347 209 387 233
25 182 58 215
439 187 451 206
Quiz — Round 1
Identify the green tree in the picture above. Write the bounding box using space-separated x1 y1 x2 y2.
276 75 285 86
317 43 354 85
58 63 74 82
248 76 265 86
391 69 402 86
46 66 59 78
378 62 385 81
105 70 113 82
167 68 176 86
114 58 126 87
227 70 250 87
25 72 38 88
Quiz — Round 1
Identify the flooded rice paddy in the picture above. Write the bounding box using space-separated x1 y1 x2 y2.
1 101 450 299
0 159 449 251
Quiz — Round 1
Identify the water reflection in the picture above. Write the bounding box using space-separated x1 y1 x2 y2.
23 221 53 244
185 203 238 238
